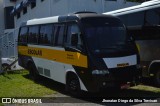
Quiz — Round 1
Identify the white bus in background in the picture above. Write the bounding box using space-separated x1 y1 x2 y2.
104 0 160 87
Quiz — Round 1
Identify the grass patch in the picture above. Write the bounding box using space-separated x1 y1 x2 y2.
0 70 160 104
0 70 56 97
112 85 160 98
131 85 160 93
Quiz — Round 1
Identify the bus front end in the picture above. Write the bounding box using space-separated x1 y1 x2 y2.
80 15 141 92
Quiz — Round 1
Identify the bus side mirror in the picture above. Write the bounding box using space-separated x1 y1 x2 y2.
129 35 135 41
127 35 135 43
71 33 78 46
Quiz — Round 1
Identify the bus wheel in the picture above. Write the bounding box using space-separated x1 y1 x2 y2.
154 70 160 87
28 63 39 81
66 74 81 96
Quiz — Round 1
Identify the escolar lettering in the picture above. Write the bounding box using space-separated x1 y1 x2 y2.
28 49 42 56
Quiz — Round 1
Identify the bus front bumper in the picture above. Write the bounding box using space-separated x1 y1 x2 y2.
90 66 141 92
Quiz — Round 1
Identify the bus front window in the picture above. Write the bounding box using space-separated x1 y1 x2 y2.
82 17 127 52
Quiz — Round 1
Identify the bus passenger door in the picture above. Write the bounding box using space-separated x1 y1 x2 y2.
64 23 84 71
50 24 66 84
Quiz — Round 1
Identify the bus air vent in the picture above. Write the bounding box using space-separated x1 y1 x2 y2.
44 69 51 77
38 67 43 75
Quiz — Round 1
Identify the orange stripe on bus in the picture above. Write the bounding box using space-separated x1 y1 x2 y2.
18 46 88 68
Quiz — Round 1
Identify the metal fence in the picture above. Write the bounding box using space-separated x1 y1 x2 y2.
0 30 18 58
0 28 23 71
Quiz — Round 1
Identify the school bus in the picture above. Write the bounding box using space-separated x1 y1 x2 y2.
18 12 140 95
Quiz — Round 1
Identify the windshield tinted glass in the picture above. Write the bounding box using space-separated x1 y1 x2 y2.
81 17 126 51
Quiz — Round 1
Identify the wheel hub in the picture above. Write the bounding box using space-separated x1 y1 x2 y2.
69 80 78 91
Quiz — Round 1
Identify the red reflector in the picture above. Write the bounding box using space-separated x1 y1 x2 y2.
121 84 130 89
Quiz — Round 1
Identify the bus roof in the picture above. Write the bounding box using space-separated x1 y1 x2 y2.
21 13 117 26
103 0 160 16
26 16 59 26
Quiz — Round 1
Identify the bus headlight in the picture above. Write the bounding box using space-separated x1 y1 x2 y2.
92 70 109 75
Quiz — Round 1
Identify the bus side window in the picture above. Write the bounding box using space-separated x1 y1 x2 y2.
28 25 39 44
19 27 28 44
54 24 65 46
39 24 53 45
66 24 82 47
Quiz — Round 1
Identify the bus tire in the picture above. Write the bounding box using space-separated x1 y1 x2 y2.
66 74 81 96
154 70 160 87
28 63 39 81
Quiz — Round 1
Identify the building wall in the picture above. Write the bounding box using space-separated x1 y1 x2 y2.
104 0 139 12
0 0 15 58
1 0 15 34
14 0 139 28
15 0 51 28
2 0 15 7
67 0 103 14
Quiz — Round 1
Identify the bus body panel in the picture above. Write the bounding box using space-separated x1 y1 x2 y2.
18 44 89 91
33 56 88 91
103 55 137 68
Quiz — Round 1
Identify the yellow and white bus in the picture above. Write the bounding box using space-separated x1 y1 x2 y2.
18 12 140 94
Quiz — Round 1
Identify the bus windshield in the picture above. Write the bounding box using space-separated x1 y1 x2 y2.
81 17 127 52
